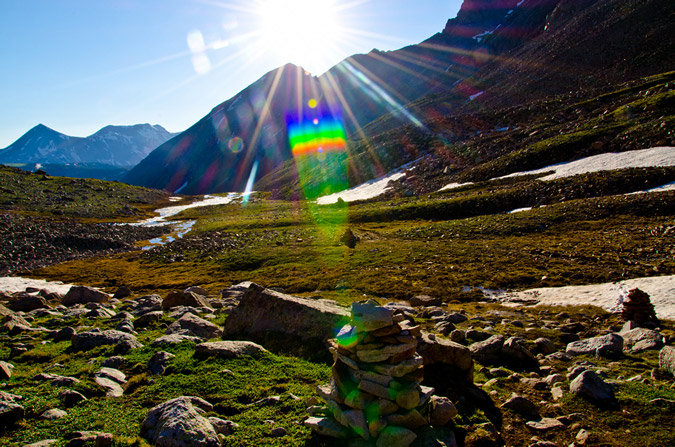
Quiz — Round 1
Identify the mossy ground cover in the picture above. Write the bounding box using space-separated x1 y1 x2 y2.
0 165 171 221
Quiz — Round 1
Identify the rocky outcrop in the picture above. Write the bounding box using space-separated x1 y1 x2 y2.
140 396 220 447
223 283 349 357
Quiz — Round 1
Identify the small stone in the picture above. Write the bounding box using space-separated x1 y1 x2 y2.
60 389 87 408
525 418 565 431
502 394 540 421
40 408 68 420
269 427 287 437
429 395 458 426
0 361 14 380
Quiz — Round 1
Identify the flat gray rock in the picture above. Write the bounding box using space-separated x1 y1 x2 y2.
660 346 675 377
195 341 267 358
71 329 142 352
566 334 623 357
166 313 222 340
152 334 203 346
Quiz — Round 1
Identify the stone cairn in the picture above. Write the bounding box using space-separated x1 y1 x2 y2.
305 300 457 446
621 288 660 327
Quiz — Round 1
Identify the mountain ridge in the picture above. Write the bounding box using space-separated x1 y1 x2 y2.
0 123 176 168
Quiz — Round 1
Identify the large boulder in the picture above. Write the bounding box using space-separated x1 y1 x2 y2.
417 332 473 383
71 329 142 352
7 292 49 312
566 334 623 358
469 335 506 365
195 341 267 358
140 396 220 447
166 313 222 340
660 346 675 377
162 291 211 310
223 283 349 357
62 286 109 306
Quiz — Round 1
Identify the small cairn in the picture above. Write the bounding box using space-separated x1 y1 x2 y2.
621 288 660 328
305 300 457 446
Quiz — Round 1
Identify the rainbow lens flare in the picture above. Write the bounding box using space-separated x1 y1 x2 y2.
286 100 349 200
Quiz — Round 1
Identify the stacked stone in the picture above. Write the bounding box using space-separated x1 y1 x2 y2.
621 288 660 327
306 300 456 446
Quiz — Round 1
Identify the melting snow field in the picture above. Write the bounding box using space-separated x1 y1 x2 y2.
316 172 406 205
439 146 675 192
499 275 675 320
501 146 675 181
0 277 75 295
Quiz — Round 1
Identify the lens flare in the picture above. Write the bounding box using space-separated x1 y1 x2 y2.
227 136 244 153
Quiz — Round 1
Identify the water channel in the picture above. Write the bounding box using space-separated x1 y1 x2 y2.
132 193 240 249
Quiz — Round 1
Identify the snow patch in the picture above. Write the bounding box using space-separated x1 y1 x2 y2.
0 277 75 296
499 146 675 181
508 207 533 214
498 274 675 320
439 182 474 192
317 172 406 205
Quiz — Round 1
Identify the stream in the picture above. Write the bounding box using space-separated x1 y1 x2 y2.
131 193 240 250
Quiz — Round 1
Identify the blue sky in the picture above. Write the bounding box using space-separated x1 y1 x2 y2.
0 0 462 147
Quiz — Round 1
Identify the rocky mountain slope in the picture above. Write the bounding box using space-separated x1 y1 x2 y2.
122 0 571 195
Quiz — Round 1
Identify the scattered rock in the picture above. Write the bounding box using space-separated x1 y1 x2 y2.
166 313 223 339
135 310 164 327
148 351 175 375
501 393 540 421
113 285 132 299
40 408 68 419
659 346 675 377
428 395 458 426
62 286 109 306
0 360 14 379
621 327 664 353
140 396 220 447
195 341 267 359
152 333 203 346
60 389 87 408
0 391 25 427
409 295 441 307
566 334 623 358
162 291 212 310
525 417 566 431
22 440 58 447
7 292 49 312
208 417 239 436
570 370 617 406
71 329 142 353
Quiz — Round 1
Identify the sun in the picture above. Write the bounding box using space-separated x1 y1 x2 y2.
256 0 343 75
